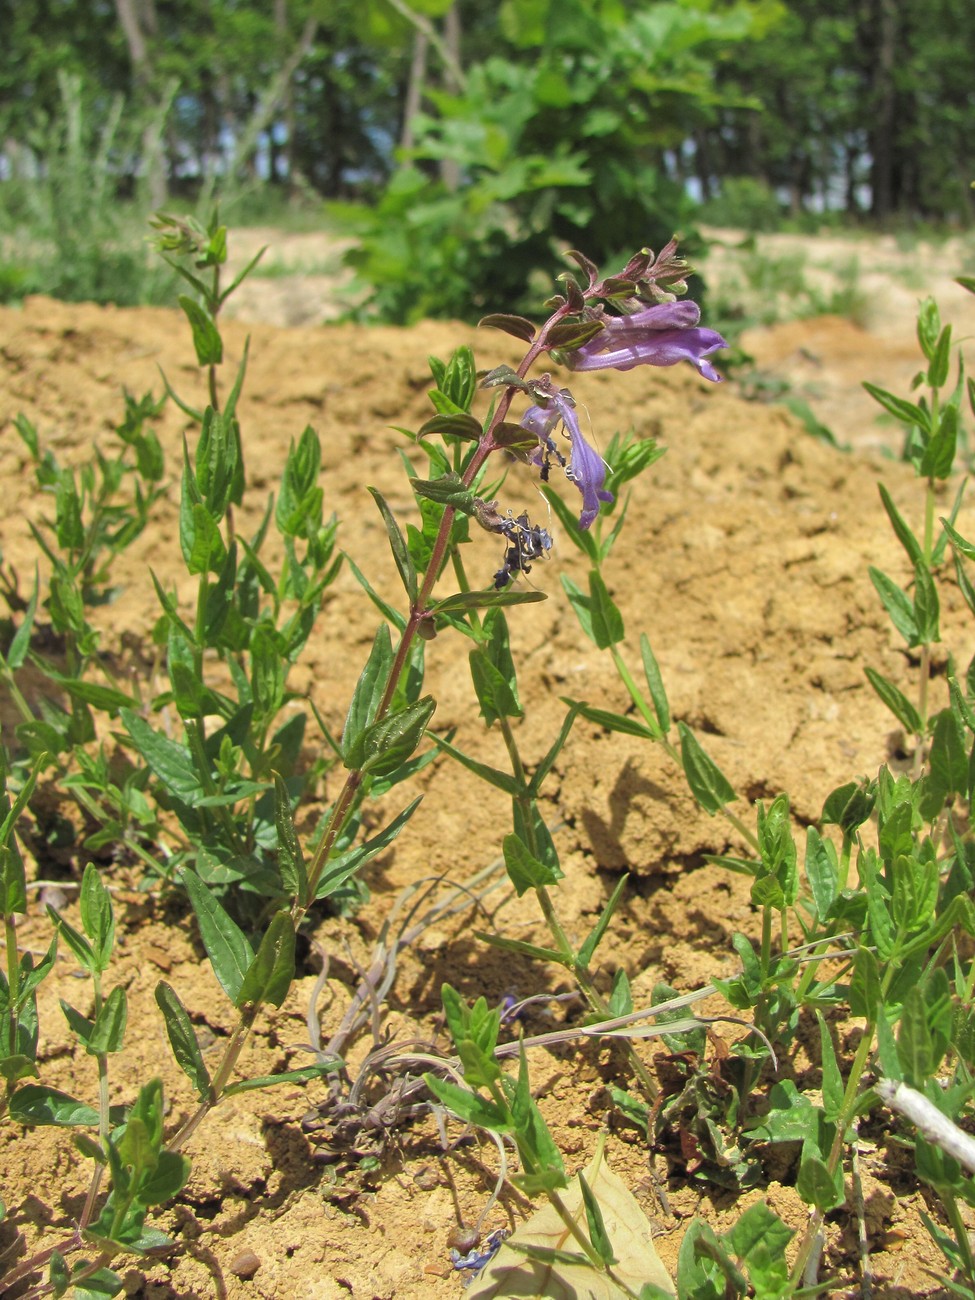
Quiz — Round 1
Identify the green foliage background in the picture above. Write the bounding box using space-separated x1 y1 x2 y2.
0 0 971 317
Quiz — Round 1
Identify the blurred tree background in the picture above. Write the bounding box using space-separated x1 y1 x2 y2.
0 0 971 317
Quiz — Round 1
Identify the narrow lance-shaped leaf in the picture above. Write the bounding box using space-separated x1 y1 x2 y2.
7 566 39 670
578 1171 618 1266
864 667 922 735
235 910 296 1010
577 874 629 970
869 566 919 645
432 588 546 615
913 556 940 643
502 832 563 897
178 294 222 366
79 864 115 973
588 570 624 648
273 773 308 903
877 484 922 565
640 633 671 734
154 982 211 1101
368 487 417 603
181 869 254 1005
678 722 737 815
87 985 127 1055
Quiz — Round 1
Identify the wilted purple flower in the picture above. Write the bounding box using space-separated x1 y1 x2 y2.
564 300 727 382
520 389 613 530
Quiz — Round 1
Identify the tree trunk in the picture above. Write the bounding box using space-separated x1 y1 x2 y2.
868 0 897 219
274 0 297 192
439 4 462 191
400 30 429 153
113 0 168 207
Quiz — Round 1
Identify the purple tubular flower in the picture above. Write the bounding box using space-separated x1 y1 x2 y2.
519 393 613 530
565 301 728 382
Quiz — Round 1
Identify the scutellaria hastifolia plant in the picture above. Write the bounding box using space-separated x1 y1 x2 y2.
13 216 975 1300
532 274 975 1298
435 262 975 1297
0 222 732 1298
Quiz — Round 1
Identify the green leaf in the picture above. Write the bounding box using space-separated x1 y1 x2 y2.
820 780 876 834
864 667 922 734
47 907 95 974
7 567 39 670
577 875 629 970
805 826 837 923
432 588 546 615
913 557 940 643
579 1171 617 1265
120 709 202 803
502 832 563 896
869 567 919 645
54 471 83 551
88 985 128 1055
344 696 435 778
410 472 478 513
72 1267 123 1299
469 645 521 726
816 1012 844 1121
416 414 483 443
898 985 934 1084
528 702 582 796
79 863 114 973
541 484 599 562
60 998 95 1048
342 624 395 753
430 734 521 795
511 1042 566 1192
560 573 594 642
273 773 308 904
424 1074 509 1130
344 555 407 631
923 708 968 815
927 324 952 389
878 484 922 565
8 1085 99 1127
478 313 537 343
678 722 736 815
796 1149 844 1211
588 571 624 648
472 931 566 966
943 517 975 562
138 1149 190 1205
178 295 222 365
313 798 422 901
222 1063 340 1096
154 981 211 1100
849 946 882 1019
368 487 417 603
920 403 958 480
38 671 138 717
863 382 928 430
235 910 296 1010
608 968 632 1017
640 634 671 734
725 1202 793 1293
561 698 656 740
181 869 254 1004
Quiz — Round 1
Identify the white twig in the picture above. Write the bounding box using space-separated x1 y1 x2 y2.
876 1078 975 1174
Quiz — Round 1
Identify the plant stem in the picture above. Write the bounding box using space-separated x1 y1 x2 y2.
79 970 110 1231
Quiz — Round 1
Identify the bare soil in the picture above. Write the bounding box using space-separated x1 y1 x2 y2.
1 230 974 1298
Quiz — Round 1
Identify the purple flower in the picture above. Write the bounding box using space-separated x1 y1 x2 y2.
564 301 728 382
520 390 613 530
